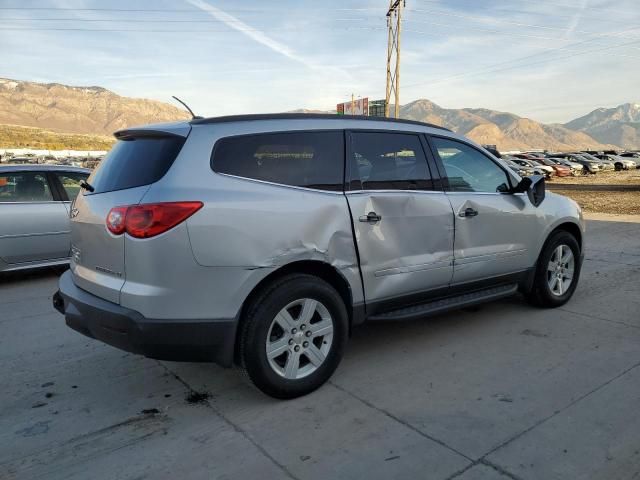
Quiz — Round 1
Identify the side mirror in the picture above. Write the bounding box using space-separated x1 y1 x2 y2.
513 175 545 206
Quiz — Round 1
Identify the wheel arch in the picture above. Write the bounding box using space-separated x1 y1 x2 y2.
536 219 583 264
551 221 583 251
233 260 357 364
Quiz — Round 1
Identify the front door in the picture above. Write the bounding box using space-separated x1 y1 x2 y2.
428 136 540 285
345 131 454 312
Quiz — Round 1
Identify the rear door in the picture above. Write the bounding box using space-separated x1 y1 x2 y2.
345 131 454 313
427 135 540 285
70 132 187 303
0 170 70 264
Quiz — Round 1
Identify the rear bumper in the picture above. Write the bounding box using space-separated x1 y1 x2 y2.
54 270 237 366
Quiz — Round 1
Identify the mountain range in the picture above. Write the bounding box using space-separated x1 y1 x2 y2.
0 77 190 136
564 103 640 149
398 100 617 151
0 77 637 151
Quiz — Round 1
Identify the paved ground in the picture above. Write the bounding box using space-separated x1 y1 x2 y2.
1 214 640 480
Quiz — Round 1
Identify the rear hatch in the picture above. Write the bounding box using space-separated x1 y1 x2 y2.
70 126 189 303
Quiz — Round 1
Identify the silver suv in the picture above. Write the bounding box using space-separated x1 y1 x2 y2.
53 114 584 398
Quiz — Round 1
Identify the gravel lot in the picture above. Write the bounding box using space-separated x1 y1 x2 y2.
1 214 640 480
549 170 640 215
551 169 640 185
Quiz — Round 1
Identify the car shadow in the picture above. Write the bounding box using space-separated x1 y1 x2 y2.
0 265 68 286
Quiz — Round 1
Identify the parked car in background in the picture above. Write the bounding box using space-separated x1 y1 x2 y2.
504 158 535 177
536 157 572 177
620 152 640 168
551 153 599 174
512 158 554 178
593 154 636 171
53 113 584 399
578 153 614 171
0 164 90 272
6 157 31 165
549 157 582 176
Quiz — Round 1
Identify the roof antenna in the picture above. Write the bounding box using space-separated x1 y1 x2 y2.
172 95 202 119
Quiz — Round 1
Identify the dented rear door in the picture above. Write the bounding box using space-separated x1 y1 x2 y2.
345 131 454 310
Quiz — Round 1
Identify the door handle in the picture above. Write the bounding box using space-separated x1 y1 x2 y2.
459 207 478 218
359 211 382 223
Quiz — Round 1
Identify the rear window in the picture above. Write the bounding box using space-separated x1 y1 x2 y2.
88 135 185 194
211 131 344 191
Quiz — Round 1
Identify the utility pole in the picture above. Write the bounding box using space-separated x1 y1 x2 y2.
385 0 403 118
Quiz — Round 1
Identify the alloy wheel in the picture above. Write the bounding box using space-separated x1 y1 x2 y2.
265 298 334 379
546 244 575 296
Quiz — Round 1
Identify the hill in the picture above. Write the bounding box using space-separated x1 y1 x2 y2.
0 124 114 150
564 103 640 150
400 99 615 151
0 77 632 151
0 77 190 136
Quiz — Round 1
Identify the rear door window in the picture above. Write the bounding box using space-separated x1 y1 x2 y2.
54 171 89 201
348 132 433 190
0 172 54 202
211 131 344 191
88 135 186 194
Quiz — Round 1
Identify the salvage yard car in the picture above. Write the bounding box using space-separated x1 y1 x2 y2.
594 153 636 171
53 114 584 399
0 164 90 272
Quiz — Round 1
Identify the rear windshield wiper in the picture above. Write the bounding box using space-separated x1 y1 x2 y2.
80 180 95 192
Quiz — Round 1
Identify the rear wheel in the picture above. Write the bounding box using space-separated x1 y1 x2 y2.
239 274 348 399
526 230 581 307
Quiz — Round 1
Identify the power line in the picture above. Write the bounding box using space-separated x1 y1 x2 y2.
0 25 387 34
0 6 378 12
406 7 640 38
412 0 640 18
403 38 640 90
403 18 640 42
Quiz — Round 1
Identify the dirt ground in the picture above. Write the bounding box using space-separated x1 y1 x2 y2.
551 169 640 185
553 190 640 215
546 169 640 215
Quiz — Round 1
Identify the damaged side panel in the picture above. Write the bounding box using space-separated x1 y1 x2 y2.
345 190 455 305
186 176 364 305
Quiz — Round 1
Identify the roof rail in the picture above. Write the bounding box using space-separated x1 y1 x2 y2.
190 113 451 131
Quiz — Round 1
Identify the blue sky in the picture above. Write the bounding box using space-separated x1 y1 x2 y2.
1 0 639 123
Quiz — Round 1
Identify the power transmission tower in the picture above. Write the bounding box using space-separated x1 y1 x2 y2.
385 0 403 118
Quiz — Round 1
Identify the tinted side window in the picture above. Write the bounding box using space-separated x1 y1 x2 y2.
212 131 344 191
88 136 185 194
0 172 53 202
349 132 432 190
431 137 510 193
55 172 89 200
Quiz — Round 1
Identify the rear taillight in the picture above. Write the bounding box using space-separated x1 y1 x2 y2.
106 202 203 238
106 206 128 235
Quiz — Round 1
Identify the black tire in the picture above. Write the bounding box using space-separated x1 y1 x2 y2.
615 163 622 171
239 273 348 399
526 230 581 308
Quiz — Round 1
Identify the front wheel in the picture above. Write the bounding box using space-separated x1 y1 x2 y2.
239 274 348 399
526 231 581 308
